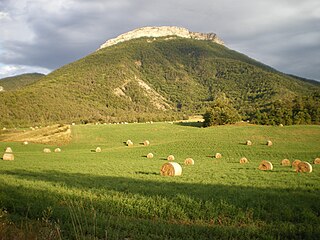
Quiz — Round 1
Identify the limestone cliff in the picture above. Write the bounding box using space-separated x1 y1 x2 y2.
98 26 224 50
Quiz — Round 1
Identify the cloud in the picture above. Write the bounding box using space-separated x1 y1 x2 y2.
0 11 10 20
0 64 50 79
0 0 319 80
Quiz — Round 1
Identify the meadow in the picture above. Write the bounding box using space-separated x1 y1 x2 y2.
0 122 320 239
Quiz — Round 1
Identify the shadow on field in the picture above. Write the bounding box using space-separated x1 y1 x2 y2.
175 122 203 128
135 171 158 175
230 167 256 171
1 169 319 210
0 169 319 239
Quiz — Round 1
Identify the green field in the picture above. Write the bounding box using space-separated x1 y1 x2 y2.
1 123 320 239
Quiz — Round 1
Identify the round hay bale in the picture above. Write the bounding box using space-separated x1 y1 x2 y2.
5 147 12 153
167 155 175 161
23 141 29 145
258 160 273 171
43 148 51 153
147 153 154 159
184 158 194 165
95 147 101 153
279 124 284 127
246 140 252 146
2 127 6 130
267 140 273 146
314 158 320 164
281 159 291 166
54 148 61 153
126 140 133 147
160 162 182 176
143 140 150 146
2 153 14 161
240 157 248 164
292 159 301 170
215 153 222 159
296 161 312 173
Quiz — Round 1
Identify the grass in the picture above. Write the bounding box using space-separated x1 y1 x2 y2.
0 123 320 239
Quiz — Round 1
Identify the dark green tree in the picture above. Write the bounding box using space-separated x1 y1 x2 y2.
203 93 241 127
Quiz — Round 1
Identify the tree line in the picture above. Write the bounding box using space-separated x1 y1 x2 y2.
203 92 320 127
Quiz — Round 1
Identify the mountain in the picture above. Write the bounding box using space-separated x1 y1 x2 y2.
0 73 45 92
0 26 319 127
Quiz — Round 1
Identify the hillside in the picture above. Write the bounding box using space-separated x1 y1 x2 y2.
0 73 45 92
0 27 319 127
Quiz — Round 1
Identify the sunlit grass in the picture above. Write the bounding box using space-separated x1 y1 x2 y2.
0 123 319 239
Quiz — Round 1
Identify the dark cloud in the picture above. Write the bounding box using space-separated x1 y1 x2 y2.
0 0 319 80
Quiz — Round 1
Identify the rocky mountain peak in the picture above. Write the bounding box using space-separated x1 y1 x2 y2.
98 26 224 50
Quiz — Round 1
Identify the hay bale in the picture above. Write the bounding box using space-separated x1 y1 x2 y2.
279 124 284 127
147 153 154 159
281 158 291 166
2 153 14 161
296 161 312 173
184 158 194 165
5 147 12 153
143 140 150 146
167 155 175 161
23 141 29 145
215 153 222 159
240 157 248 164
95 147 101 152
126 140 133 147
43 148 51 153
258 160 273 171
160 162 182 176
314 158 320 164
246 140 252 146
54 148 61 153
292 159 301 170
267 140 273 146
281 159 291 166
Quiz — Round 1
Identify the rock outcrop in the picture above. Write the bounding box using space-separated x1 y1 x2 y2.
98 26 224 50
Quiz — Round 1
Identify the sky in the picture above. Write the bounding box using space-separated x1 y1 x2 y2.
0 0 319 80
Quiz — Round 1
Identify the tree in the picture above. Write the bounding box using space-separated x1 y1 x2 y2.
203 93 241 127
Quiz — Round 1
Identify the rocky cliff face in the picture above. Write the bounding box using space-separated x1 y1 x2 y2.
98 26 224 50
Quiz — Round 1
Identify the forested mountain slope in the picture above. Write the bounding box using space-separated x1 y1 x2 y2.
0 32 319 127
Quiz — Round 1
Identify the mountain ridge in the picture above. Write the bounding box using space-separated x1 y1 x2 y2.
0 29 319 127
0 73 45 92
